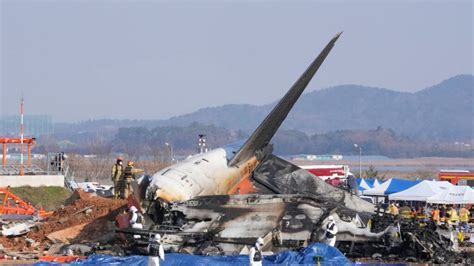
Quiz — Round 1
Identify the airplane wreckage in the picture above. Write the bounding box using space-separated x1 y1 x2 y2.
116 33 465 263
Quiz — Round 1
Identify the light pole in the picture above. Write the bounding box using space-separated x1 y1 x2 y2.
165 142 175 163
354 143 362 178
198 134 206 154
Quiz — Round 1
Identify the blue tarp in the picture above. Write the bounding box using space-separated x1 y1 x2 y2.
34 243 351 266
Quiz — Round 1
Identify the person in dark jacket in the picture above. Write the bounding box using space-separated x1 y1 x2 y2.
122 161 143 199
147 234 164 266
324 215 338 246
440 205 447 223
347 175 358 195
249 237 264 266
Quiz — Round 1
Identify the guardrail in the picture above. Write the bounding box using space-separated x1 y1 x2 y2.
0 164 47 176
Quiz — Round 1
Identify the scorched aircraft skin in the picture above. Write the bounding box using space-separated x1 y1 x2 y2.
144 32 342 205
127 32 393 254
128 194 386 255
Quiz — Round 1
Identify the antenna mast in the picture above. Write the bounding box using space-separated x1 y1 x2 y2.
19 95 24 176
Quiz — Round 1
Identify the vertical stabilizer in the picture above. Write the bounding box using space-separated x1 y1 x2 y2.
229 32 342 166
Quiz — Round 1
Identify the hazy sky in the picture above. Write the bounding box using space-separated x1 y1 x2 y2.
1 0 472 122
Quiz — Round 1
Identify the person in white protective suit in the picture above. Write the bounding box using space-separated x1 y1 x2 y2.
129 206 144 239
324 215 338 247
249 237 264 266
147 233 165 266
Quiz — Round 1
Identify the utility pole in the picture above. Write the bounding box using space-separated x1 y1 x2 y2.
354 143 362 178
198 134 206 154
19 95 24 176
165 142 175 163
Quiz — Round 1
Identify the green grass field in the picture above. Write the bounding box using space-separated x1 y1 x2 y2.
10 186 72 211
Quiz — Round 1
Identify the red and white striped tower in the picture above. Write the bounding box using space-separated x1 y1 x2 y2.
19 95 24 176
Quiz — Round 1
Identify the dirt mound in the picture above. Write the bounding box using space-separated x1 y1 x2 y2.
0 190 127 253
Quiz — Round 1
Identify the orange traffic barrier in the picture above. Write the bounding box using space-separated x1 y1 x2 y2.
0 188 53 218
38 255 87 263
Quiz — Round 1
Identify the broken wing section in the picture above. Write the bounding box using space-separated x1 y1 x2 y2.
252 155 375 213
229 32 342 167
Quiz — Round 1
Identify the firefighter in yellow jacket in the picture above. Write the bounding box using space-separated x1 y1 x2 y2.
399 204 412 219
123 161 144 199
389 203 399 217
111 157 123 199
460 205 470 225
447 206 459 226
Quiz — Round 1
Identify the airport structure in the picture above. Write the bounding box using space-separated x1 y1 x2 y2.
0 101 63 186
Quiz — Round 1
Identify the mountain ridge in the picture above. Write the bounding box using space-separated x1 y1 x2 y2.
153 74 473 141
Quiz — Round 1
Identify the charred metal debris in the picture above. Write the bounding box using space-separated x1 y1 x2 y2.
117 155 472 263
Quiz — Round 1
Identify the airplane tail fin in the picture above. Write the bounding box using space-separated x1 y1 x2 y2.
229 32 342 166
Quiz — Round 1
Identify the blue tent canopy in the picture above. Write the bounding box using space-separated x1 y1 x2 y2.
363 178 421 196
356 178 379 191
364 178 379 188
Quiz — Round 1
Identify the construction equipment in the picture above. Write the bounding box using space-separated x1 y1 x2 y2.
0 187 53 218
0 137 36 169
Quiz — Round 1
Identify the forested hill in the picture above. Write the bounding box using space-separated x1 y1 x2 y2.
45 75 472 157
156 75 473 141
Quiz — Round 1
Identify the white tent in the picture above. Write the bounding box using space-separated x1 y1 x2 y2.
434 180 455 190
389 180 453 201
426 186 474 204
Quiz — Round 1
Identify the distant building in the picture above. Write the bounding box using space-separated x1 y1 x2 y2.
0 115 53 137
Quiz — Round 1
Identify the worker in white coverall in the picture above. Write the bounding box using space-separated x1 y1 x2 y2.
249 237 264 266
147 234 165 266
324 215 338 247
129 206 144 239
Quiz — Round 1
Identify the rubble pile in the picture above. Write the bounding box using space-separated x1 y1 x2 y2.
0 190 127 255
339 217 468 264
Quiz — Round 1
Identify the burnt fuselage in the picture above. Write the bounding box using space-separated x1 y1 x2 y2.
147 194 384 255
145 148 257 201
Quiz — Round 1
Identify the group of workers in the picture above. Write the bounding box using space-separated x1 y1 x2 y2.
388 202 472 225
388 201 472 248
429 205 471 226
111 157 144 199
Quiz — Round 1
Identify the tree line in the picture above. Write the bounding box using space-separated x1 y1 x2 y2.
33 123 472 159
